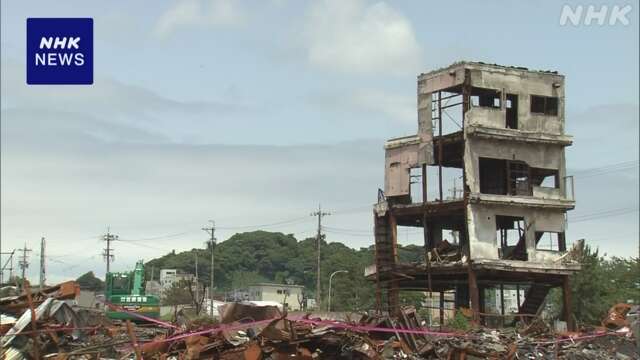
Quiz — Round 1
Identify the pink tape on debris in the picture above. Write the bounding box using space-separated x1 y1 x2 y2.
295 318 469 338
147 314 466 347
154 318 278 344
532 331 627 345
105 302 180 329
99 309 627 353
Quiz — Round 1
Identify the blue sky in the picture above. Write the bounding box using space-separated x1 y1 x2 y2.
1 0 638 283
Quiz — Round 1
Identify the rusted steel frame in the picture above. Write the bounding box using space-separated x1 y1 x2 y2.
462 69 471 121
422 164 427 204
562 276 575 331
467 267 480 324
24 284 40 360
431 92 460 103
388 213 400 316
391 271 415 280
439 291 445 326
438 90 443 202
422 164 431 297
476 311 538 318
460 70 471 260
439 102 463 110
125 320 143 360
500 284 505 317
374 211 382 314
423 215 432 295
500 284 504 326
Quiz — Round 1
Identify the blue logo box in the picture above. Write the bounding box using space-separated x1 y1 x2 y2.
26 18 93 85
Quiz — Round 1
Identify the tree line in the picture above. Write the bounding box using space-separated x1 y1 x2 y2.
75 231 638 325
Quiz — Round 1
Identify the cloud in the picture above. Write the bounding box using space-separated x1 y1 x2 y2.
0 59 250 144
350 88 415 123
566 104 638 168
311 88 415 124
1 108 384 280
153 0 245 38
304 0 423 74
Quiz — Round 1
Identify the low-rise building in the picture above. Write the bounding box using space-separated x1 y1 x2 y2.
159 269 195 296
247 283 304 311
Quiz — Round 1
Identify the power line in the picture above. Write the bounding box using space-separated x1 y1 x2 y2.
323 229 373 237
569 207 639 223
324 225 422 235
571 160 638 178
331 205 372 215
114 239 174 252
117 231 195 242
61 254 100 272
216 216 312 230
572 159 638 173
323 225 371 233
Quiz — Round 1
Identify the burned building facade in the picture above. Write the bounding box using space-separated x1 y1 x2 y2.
371 62 579 329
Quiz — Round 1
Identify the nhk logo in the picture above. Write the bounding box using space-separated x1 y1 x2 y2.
27 18 93 85
36 37 85 66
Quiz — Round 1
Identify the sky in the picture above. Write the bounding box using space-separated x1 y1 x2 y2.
1 0 638 284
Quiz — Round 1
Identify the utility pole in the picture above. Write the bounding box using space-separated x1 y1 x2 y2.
1 250 16 285
18 244 32 290
311 204 330 308
102 229 117 275
39 237 46 288
194 253 199 303
202 220 216 317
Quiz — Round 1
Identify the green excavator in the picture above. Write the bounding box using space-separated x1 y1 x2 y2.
105 260 160 320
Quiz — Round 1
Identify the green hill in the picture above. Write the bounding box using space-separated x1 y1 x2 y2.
144 230 423 311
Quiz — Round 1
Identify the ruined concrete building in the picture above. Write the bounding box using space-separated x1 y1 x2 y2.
371 62 579 329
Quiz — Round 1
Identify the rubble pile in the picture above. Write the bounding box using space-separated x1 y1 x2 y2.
1 284 638 359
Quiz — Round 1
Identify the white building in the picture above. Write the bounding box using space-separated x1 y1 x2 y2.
159 269 195 295
247 283 305 311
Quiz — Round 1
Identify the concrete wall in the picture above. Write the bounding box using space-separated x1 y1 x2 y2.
419 63 565 137
467 67 565 135
416 87 434 164
384 140 419 197
466 203 566 262
463 135 567 197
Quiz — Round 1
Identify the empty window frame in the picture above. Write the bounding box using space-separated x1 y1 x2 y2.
508 161 532 196
409 167 423 203
531 168 559 188
505 94 518 129
535 231 566 251
479 158 507 195
496 215 527 260
471 88 501 109
479 158 532 196
530 95 558 116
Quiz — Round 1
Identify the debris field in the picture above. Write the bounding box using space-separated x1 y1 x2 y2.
2 282 638 360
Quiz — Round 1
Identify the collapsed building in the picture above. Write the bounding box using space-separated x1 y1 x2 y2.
370 62 580 329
